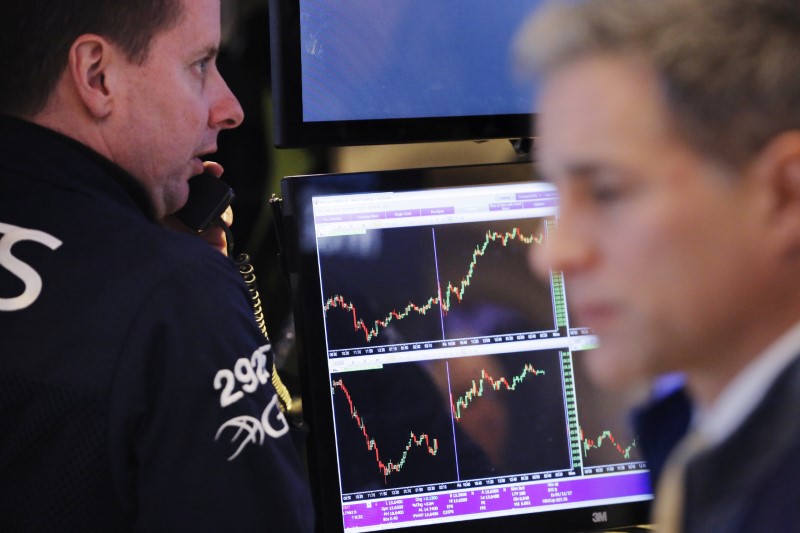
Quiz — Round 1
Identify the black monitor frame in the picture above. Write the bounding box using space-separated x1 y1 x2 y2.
268 0 534 148
279 162 652 532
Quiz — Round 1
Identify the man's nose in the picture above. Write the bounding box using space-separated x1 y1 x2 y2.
530 212 595 281
210 75 244 131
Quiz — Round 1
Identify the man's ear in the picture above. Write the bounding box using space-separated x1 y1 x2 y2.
752 131 800 256
67 34 117 119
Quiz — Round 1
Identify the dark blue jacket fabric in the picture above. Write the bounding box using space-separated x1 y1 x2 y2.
0 115 314 532
634 357 800 532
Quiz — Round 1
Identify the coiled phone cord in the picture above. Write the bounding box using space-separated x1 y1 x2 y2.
220 221 294 415
235 252 295 414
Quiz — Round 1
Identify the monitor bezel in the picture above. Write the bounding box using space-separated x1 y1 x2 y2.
279 161 652 532
268 0 534 148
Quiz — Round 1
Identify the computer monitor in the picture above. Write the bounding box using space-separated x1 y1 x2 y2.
279 162 652 532
268 0 543 147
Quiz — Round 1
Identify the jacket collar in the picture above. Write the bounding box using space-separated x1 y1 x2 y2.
0 114 157 222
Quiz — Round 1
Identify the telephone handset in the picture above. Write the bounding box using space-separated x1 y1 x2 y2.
175 171 296 416
174 172 235 233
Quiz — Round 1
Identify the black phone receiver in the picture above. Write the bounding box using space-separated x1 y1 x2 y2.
174 172 235 233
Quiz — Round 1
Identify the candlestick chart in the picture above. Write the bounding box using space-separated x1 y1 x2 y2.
332 378 441 486
450 363 546 422
331 363 459 493
571 351 645 468
318 218 558 351
331 351 574 494
580 428 638 462
441 350 572 478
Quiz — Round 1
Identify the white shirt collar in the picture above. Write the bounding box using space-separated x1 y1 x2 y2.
694 320 800 446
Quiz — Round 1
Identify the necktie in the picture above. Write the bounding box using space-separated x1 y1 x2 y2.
652 430 707 533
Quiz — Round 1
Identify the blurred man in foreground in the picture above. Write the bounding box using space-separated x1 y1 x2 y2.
517 0 800 531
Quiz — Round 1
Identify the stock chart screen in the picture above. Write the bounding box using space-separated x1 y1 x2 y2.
308 181 650 531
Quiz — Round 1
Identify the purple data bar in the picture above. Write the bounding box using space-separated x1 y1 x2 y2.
490 199 559 211
315 195 557 225
342 471 651 530
515 191 559 201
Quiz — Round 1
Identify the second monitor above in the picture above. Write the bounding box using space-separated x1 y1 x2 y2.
269 0 544 148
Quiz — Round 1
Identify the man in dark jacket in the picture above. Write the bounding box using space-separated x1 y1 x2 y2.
516 0 800 531
0 0 313 530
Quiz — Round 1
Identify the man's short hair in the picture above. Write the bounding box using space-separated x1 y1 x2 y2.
0 0 184 117
515 0 800 170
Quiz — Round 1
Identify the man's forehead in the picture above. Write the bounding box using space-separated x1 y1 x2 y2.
538 55 663 126
536 56 673 170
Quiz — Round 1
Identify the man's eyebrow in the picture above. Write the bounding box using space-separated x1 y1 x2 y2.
562 162 605 181
194 45 219 59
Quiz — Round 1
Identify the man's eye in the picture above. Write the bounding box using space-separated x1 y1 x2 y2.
196 58 210 75
589 183 624 202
